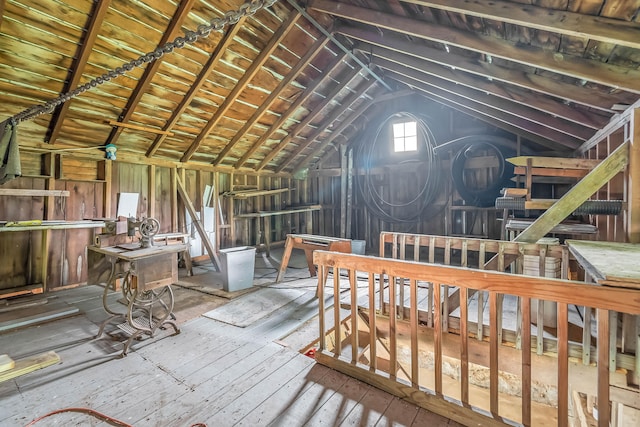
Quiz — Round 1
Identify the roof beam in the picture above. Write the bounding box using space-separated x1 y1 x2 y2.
293 89 414 174
46 0 112 144
311 0 640 93
212 36 330 166
256 64 363 171
372 57 594 141
145 17 247 157
401 0 640 50
105 0 197 148
360 43 608 130
235 49 349 169
275 77 376 173
389 71 582 150
338 25 635 114
181 11 302 163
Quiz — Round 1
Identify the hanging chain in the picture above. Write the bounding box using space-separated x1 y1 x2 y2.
11 0 279 124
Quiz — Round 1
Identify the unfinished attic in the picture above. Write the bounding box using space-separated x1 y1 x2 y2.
1 0 640 425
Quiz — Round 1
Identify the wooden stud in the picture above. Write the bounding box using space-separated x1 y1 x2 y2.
389 275 397 379
349 269 359 364
318 264 326 351
629 108 640 243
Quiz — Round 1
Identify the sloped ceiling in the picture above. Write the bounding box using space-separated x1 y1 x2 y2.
1 0 639 175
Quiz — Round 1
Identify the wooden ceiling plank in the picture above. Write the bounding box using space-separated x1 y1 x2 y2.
373 57 594 141
145 17 247 158
104 0 197 148
362 43 609 130
256 64 363 171
338 25 631 114
400 0 640 50
234 49 349 169
295 89 414 173
212 36 330 166
180 11 302 163
46 0 112 145
0 0 5 29
275 77 377 173
389 72 581 150
311 0 640 93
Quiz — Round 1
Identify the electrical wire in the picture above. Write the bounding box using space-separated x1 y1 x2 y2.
355 111 442 225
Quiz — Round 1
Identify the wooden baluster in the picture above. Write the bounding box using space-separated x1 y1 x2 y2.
537 245 546 355
434 282 443 395
349 268 359 364
478 241 486 340
399 234 406 320
319 264 327 352
428 236 436 328
334 268 342 357
443 239 451 331
558 302 569 426
521 296 532 427
369 272 377 372
489 291 499 416
410 278 419 387
597 308 610 427
460 286 469 405
389 274 397 380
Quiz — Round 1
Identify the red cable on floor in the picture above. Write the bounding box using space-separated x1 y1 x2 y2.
25 407 208 427
25 407 132 426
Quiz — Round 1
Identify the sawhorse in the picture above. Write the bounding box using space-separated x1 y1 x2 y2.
275 234 351 283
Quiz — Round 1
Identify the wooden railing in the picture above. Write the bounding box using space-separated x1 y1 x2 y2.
313 249 640 426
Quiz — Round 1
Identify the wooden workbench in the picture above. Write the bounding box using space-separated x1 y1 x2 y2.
275 234 351 283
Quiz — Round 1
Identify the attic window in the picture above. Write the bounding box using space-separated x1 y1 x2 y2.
392 121 417 152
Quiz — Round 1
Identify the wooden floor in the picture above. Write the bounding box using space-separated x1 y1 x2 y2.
0 251 461 426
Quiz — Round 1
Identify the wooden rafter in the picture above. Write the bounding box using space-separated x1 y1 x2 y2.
0 0 5 29
401 0 640 50
338 25 634 114
295 89 413 173
181 11 302 163
46 0 112 145
415 93 565 152
374 57 593 141
387 71 583 149
312 0 640 93
105 0 197 148
257 64 363 171
276 77 376 173
145 17 247 157
363 44 608 130
212 36 330 166
234 50 349 169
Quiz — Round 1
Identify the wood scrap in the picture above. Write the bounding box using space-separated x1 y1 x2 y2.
0 351 60 383
0 354 15 372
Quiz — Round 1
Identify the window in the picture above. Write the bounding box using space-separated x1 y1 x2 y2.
392 121 417 152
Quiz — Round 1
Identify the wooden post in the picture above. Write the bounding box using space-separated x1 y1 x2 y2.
340 144 347 238
346 147 353 238
629 108 640 243
148 164 155 220
170 167 178 232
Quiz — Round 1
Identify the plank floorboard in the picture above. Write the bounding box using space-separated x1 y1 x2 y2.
263 364 350 426
0 263 461 427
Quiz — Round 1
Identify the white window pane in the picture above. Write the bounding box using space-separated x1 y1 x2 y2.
394 137 405 152
393 123 405 138
405 136 418 151
405 121 417 137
